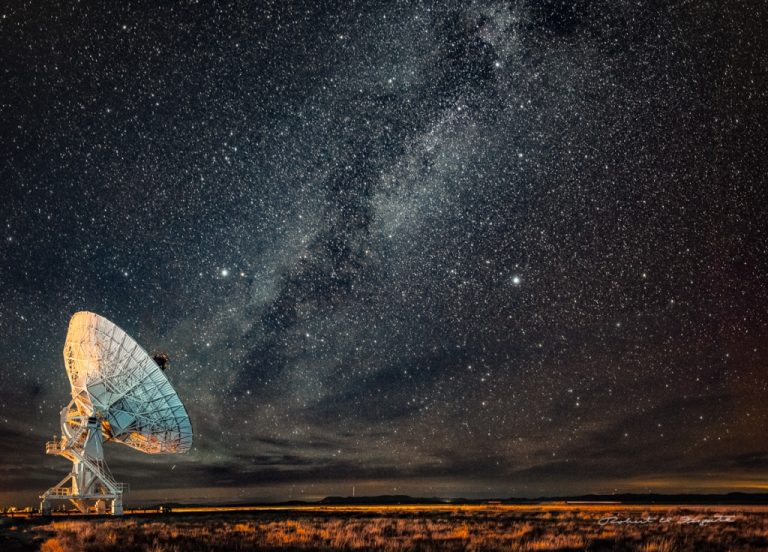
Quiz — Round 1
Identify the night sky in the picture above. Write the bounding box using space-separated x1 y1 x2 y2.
1 1 767 506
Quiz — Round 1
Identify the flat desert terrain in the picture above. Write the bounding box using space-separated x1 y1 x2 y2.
3 504 768 551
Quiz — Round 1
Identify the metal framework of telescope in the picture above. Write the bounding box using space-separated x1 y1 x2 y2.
40 312 192 515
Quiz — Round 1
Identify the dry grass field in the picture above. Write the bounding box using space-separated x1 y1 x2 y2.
3 504 768 551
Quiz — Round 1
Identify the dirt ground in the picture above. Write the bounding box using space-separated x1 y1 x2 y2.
3 504 768 551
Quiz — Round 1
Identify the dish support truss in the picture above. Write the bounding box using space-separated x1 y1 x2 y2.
40 398 127 515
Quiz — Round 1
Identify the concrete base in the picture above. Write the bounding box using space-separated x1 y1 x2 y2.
112 499 123 515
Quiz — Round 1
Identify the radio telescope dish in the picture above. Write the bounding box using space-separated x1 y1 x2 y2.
40 311 193 515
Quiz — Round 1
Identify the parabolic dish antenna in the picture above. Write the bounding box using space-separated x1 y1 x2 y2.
40 311 193 515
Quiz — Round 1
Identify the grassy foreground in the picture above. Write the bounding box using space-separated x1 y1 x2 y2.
3 504 768 551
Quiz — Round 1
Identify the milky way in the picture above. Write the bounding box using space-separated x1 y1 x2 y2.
1 1 767 504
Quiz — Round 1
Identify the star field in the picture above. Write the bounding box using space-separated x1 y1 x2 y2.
1 1 767 504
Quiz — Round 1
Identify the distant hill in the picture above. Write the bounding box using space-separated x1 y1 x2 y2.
548 492 768 505
317 492 768 506
320 495 450 505
130 492 768 510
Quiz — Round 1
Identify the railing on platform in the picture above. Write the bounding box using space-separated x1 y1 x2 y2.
45 488 72 496
45 439 64 454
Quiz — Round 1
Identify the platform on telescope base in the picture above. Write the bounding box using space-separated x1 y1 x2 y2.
40 494 124 515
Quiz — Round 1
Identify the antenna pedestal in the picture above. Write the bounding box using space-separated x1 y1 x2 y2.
40 401 126 515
